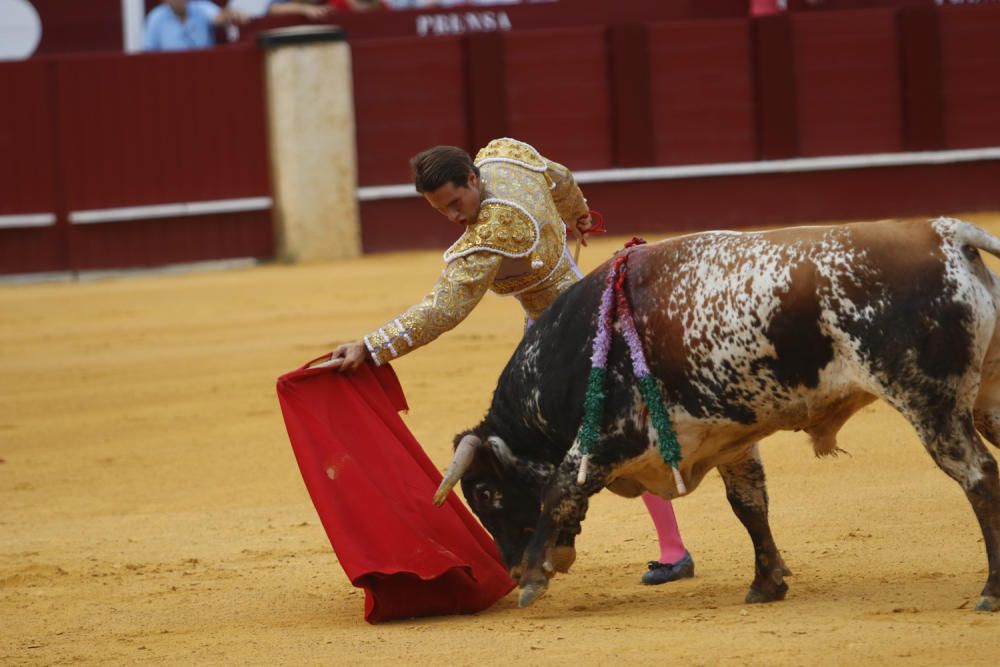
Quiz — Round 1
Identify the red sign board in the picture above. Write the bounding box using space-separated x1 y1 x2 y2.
19 0 750 58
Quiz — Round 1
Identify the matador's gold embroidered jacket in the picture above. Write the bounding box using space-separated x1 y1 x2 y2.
363 138 590 366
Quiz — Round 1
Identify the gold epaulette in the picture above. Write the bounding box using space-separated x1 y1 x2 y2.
443 200 539 261
474 138 547 172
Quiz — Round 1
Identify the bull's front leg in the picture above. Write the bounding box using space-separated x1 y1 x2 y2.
718 444 789 604
517 455 607 608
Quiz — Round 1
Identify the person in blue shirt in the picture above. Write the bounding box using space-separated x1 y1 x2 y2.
268 0 333 19
143 0 248 52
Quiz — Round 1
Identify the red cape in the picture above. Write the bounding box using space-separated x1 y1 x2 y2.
276 359 515 623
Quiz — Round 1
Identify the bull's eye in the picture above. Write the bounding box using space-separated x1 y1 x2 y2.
474 483 494 508
473 483 503 511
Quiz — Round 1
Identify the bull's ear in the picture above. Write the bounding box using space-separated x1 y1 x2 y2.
487 435 555 490
487 436 517 469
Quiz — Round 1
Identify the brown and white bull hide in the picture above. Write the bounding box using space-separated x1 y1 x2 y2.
435 218 1000 613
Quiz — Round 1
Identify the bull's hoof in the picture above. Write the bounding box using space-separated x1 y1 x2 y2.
551 546 576 574
975 595 1000 612
518 582 548 608
745 582 788 604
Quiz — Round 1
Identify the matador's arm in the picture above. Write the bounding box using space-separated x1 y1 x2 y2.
546 159 589 226
363 251 503 366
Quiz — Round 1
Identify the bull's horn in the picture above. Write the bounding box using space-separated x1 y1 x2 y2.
487 435 516 467
432 434 481 506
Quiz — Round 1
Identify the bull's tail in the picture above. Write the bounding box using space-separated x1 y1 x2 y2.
949 218 1000 260
935 219 1000 327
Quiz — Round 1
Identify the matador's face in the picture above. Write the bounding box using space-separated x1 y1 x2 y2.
423 170 482 226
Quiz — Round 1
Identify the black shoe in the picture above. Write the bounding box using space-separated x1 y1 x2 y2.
641 551 694 585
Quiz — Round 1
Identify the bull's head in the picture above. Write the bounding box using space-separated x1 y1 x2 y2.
433 431 554 573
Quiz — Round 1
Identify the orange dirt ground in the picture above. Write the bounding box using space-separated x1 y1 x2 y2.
3 214 1000 666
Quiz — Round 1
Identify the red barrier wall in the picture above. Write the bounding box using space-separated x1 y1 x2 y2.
898 5 945 151
752 14 798 159
55 48 270 210
504 27 612 170
0 44 273 274
5 4 1000 273
31 0 124 56
581 162 1000 232
361 198 455 254
62 46 273 270
0 59 64 273
791 9 903 156
68 210 272 271
0 60 58 216
56 48 269 210
360 159 1000 253
939 5 1000 149
357 4 1000 253
607 24 654 167
647 19 756 165
353 37 468 186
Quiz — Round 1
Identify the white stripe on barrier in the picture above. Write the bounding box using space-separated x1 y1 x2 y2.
19 148 1000 227
69 196 273 225
573 147 1000 184
0 213 57 229
358 184 417 201
356 147 1000 202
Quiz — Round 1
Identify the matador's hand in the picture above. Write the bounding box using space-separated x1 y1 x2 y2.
312 340 369 372
573 213 593 247
217 9 249 25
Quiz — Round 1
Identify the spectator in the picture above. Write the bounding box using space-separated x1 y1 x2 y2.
383 0 530 6
143 0 248 52
381 0 447 8
269 0 383 14
268 0 332 18
381 1 561 7
328 0 384 10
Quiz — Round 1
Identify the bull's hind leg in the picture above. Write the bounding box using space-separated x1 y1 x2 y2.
718 444 789 604
972 320 1000 447
911 412 1000 611
974 376 1000 447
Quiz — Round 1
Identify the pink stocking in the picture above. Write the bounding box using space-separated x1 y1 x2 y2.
642 493 687 564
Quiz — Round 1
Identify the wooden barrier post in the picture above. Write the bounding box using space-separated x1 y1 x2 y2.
259 26 360 262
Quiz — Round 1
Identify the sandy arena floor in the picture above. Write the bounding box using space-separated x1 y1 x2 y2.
3 215 1000 665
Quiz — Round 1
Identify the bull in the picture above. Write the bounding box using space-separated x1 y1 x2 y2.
432 218 1000 612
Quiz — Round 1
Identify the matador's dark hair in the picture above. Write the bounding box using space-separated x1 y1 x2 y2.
410 145 480 194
